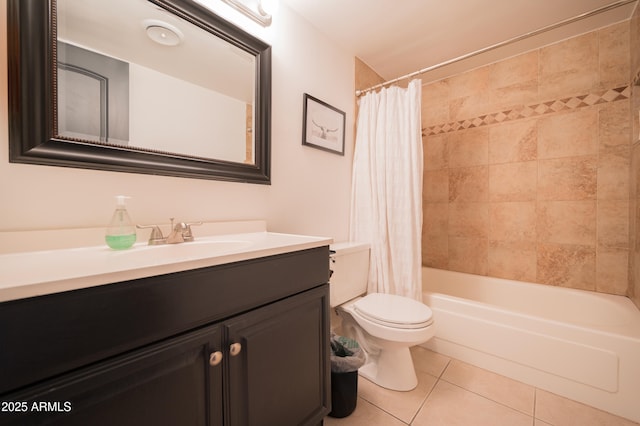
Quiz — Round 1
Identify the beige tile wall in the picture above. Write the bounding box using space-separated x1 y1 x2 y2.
422 22 632 294
354 57 385 147
355 57 385 92
630 5 640 308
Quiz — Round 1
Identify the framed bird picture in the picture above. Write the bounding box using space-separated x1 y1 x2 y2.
302 93 346 155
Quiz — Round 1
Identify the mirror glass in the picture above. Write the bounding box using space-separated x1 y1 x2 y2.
7 0 271 183
57 0 255 164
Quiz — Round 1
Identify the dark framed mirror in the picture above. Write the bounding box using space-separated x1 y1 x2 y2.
7 0 271 184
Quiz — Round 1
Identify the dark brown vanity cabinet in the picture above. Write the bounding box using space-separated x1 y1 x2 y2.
225 286 329 426
0 247 331 426
1 324 225 426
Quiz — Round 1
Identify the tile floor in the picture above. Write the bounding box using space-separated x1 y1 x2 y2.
324 346 639 426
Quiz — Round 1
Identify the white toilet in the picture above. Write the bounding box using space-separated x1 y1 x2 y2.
329 242 435 391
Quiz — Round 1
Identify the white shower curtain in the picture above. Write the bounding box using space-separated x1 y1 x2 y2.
350 79 423 301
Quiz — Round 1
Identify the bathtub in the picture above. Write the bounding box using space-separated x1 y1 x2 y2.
421 267 640 423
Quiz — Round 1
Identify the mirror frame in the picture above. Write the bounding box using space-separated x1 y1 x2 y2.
7 0 271 184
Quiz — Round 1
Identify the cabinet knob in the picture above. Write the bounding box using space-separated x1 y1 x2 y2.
229 342 242 356
209 351 223 366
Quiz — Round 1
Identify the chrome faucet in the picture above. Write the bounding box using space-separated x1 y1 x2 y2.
167 221 188 244
137 218 202 245
181 221 201 242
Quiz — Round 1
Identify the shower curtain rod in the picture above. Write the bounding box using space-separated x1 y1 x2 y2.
355 0 636 97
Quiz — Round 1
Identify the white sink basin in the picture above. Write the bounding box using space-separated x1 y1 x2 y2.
112 238 254 261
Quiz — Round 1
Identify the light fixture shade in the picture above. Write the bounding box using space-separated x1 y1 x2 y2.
259 0 279 16
221 0 273 26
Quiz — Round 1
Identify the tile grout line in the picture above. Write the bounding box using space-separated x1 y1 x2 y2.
436 376 537 421
532 388 538 426
407 355 453 424
407 374 440 425
355 386 413 425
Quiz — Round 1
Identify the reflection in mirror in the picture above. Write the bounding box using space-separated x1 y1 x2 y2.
7 0 271 183
57 0 256 164
57 42 130 144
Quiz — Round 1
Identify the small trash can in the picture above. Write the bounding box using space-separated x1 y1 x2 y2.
329 333 366 418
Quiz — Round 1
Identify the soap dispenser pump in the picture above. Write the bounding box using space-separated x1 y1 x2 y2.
105 195 136 250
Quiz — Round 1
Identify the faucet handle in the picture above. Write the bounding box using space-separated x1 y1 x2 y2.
183 222 203 242
136 224 166 245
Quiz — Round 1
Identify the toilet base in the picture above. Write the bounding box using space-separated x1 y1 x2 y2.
359 346 417 391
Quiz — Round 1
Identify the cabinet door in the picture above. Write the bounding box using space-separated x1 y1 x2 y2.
0 325 224 426
225 285 330 426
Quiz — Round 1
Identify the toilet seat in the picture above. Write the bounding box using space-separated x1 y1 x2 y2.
353 293 433 329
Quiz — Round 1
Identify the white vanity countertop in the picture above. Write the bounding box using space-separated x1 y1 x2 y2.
0 232 332 303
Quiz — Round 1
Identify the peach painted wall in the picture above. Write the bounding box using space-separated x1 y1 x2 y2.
422 21 632 295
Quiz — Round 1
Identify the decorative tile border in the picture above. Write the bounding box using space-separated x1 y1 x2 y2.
423 86 630 137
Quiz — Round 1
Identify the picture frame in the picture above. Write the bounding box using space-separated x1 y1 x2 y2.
302 93 346 155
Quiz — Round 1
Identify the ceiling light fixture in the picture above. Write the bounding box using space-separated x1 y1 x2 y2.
220 0 274 27
143 20 184 46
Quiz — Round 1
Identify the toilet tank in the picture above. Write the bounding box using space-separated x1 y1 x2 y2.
329 242 370 307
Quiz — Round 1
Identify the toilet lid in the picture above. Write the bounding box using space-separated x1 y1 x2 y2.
354 293 433 329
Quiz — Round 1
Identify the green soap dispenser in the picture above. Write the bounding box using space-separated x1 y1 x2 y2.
105 195 136 250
